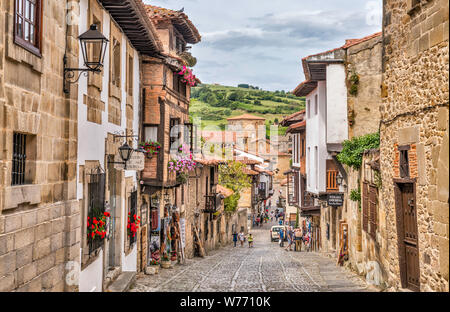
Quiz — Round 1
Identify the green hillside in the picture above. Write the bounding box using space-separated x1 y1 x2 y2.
189 84 305 133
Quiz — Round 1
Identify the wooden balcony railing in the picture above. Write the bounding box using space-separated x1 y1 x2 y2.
326 170 339 192
204 194 218 213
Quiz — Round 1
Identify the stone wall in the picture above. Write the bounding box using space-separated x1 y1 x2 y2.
346 35 382 138
0 0 80 291
381 0 449 291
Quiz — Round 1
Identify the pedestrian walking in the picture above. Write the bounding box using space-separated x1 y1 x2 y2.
232 232 238 247
247 233 254 248
294 228 302 252
238 231 245 247
285 226 294 251
279 228 284 247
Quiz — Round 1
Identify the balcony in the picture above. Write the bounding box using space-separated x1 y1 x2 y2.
303 192 315 207
204 193 219 213
326 170 339 192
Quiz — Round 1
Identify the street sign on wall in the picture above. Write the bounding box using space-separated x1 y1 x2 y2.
113 152 145 171
327 193 344 207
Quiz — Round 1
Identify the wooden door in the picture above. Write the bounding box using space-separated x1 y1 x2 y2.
397 183 420 291
402 184 420 291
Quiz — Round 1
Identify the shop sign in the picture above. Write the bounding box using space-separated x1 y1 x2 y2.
327 193 344 207
113 152 145 171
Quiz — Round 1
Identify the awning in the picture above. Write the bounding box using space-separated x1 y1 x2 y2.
300 206 321 217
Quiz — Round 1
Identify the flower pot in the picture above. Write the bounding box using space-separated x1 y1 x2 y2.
145 265 159 275
161 260 171 269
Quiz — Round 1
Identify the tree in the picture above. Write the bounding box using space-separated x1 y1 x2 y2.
205 93 218 106
219 161 252 212
238 84 249 89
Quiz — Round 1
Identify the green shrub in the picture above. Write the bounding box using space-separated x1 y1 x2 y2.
337 132 380 170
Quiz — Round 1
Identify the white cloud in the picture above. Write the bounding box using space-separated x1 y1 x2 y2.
143 0 382 91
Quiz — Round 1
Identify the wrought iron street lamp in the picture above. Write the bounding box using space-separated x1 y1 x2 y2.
107 132 144 170
63 24 109 93
118 142 133 164
336 172 344 186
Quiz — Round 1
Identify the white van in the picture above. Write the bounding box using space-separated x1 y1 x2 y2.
270 225 286 242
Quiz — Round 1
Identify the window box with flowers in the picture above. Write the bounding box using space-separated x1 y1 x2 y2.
127 212 141 245
87 207 110 255
139 141 161 159
168 143 196 185
177 66 198 87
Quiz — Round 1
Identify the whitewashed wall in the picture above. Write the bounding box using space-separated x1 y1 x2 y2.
305 81 328 194
325 64 348 144
77 0 140 291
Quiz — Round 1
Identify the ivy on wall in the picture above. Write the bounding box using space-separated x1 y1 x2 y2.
337 132 380 170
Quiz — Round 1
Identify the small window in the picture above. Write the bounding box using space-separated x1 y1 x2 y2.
87 169 106 255
111 39 121 87
314 94 318 115
128 191 137 246
307 100 310 118
399 145 410 178
172 72 180 93
169 118 180 151
14 0 42 55
144 125 158 142
128 55 133 95
12 132 27 186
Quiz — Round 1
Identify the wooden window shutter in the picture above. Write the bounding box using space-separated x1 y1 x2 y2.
369 184 377 238
362 182 369 232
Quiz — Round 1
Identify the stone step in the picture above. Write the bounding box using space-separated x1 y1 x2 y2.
106 271 136 292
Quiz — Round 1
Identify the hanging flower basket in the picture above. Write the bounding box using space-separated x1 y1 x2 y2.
139 141 161 159
168 143 196 185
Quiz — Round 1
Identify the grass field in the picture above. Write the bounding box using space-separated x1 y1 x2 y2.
189 84 305 134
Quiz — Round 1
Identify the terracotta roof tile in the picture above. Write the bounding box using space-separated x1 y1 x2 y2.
145 4 201 44
286 120 306 133
217 184 234 198
227 113 266 121
242 168 259 175
342 32 382 49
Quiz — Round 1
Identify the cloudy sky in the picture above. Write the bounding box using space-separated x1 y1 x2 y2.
143 0 382 91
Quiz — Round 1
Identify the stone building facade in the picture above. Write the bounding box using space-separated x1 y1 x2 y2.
139 5 201 268
0 0 79 291
380 0 448 291
75 0 162 292
338 33 385 285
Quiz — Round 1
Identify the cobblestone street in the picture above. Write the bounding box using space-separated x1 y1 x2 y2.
130 219 376 292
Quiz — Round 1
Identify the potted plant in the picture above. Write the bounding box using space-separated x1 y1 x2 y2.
161 253 171 269
145 259 160 275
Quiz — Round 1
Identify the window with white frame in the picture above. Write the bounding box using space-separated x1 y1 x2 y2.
307 147 311 186
144 126 158 142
